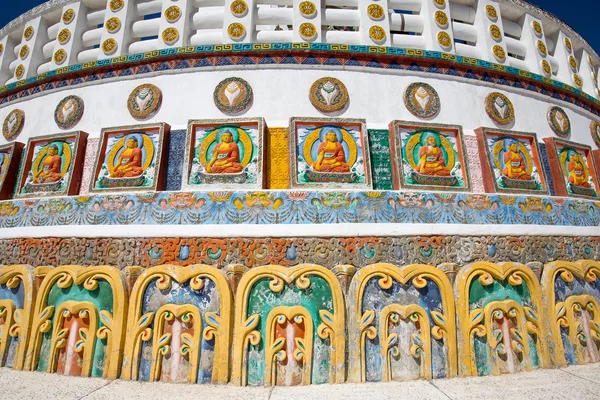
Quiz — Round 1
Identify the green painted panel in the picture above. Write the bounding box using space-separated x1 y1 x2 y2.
368 129 394 190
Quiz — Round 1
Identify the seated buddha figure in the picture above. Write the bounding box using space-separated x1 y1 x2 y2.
206 130 243 173
312 129 350 173
34 145 62 183
112 137 144 178
568 152 590 188
502 142 532 180
415 135 451 176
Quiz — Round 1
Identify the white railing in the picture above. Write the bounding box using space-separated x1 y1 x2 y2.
0 0 597 99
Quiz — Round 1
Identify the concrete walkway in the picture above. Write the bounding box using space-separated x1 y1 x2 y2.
2 363 599 400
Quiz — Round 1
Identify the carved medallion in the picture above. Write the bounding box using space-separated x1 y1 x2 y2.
58 28 71 45
230 1 249 18
106 17 121 34
369 25 386 44
493 45 506 62
435 11 448 28
564 38 572 53
437 32 451 50
0 44 3 57
309 77 349 113
537 40 547 57
2 110 25 140
15 64 25 80
367 4 384 21
62 9 75 24
403 82 441 119
299 23 317 41
23 26 34 41
128 84 163 120
486 5 497 21
110 0 124 12
165 5 182 22
102 38 118 55
162 28 179 45
434 0 446 7
569 56 577 71
532 21 543 37
213 77 253 114
53 49 67 65
227 23 246 41
19 45 29 60
489 25 501 41
485 92 515 126
573 74 583 87
591 121 600 149
547 106 571 138
542 60 552 76
55 96 84 130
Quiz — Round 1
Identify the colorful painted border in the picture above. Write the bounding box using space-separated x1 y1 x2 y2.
0 44 599 117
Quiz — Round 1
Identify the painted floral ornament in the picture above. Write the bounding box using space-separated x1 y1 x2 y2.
404 82 441 119
213 77 253 114
55 95 84 130
547 106 570 138
128 84 162 120
309 77 349 113
591 121 600 149
485 92 515 126
2 109 25 140
62 8 75 24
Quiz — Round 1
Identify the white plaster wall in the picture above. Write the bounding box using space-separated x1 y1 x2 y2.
0 66 598 147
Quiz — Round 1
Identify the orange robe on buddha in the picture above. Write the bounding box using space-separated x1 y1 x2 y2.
568 160 590 188
36 155 62 183
502 151 532 180
114 147 144 178
416 146 450 176
210 142 243 173
312 142 350 173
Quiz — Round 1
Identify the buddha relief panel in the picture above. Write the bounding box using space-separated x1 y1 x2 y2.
183 118 265 190
90 123 170 193
15 131 87 199
389 121 471 191
290 118 372 189
476 128 549 195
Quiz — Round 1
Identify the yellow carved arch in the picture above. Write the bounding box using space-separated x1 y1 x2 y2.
25 265 127 379
0 265 35 370
121 264 232 384
347 263 457 383
541 260 600 367
455 261 549 376
231 264 345 386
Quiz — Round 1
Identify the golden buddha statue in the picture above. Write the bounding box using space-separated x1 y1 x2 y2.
416 135 451 176
34 145 62 183
206 131 243 174
568 152 590 188
312 130 350 173
112 137 144 178
502 142 532 180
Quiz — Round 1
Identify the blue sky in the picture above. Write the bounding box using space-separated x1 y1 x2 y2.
0 0 598 53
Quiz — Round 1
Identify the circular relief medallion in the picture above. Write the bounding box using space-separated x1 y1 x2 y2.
54 95 84 130
369 25 386 44
230 0 248 17
591 121 600 149
532 21 543 37
62 8 75 24
110 0 124 12
404 82 441 119
53 49 67 65
493 45 506 62
19 45 29 60
213 77 253 114
367 4 384 21
309 77 349 113
0 44 3 57
537 40 547 57
486 5 497 21
433 0 446 8
228 22 246 41
437 31 451 50
564 38 573 53
105 17 121 34
102 38 118 55
299 23 317 41
568 56 577 71
573 74 583 87
58 28 71 45
165 5 182 22
2 109 25 140
15 64 25 80
541 59 552 76
485 92 515 126
489 24 501 41
24 26 34 41
128 84 163 120
298 1 316 18
435 11 448 28
547 106 571 138
162 28 179 45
